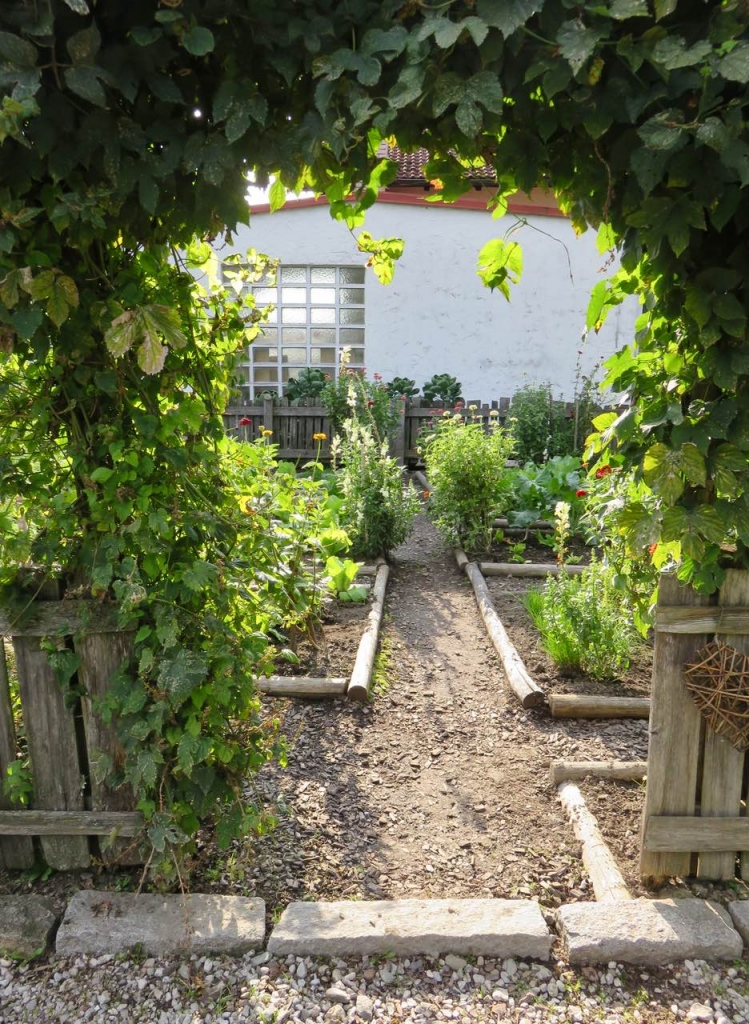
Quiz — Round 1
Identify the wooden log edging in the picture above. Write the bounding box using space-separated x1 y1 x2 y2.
347 563 390 703
551 760 647 785
260 677 348 698
558 781 632 903
454 548 470 574
463 560 545 709
480 562 585 578
549 694 651 720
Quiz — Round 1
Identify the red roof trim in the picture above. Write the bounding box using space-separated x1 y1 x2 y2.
247 191 565 219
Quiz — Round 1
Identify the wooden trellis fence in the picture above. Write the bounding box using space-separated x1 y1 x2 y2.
0 597 143 871
641 571 749 882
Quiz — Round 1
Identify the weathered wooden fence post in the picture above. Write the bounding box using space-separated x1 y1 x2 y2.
0 600 144 869
0 642 34 869
392 397 407 465
263 396 274 435
641 570 749 883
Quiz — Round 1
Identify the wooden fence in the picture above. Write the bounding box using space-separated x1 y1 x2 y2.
224 396 521 464
0 597 142 871
641 571 749 882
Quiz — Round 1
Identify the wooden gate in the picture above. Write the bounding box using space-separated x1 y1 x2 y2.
641 570 749 882
0 598 143 871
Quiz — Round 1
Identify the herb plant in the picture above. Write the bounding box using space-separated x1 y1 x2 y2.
320 356 398 443
523 559 642 681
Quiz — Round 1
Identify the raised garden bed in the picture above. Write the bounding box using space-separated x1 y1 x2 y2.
271 599 371 681
264 563 389 702
484 574 653 701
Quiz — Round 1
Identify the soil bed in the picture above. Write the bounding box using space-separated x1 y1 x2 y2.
485 574 653 699
1 511 740 929
575 776 749 907
271 597 370 678
471 535 592 565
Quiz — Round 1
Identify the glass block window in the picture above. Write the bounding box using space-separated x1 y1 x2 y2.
236 265 366 399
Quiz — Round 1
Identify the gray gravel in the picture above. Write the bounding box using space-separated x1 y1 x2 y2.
2 951 749 1023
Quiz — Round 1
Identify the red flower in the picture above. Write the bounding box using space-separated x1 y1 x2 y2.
575 489 588 498
648 543 658 556
367 400 374 407
595 465 612 479
373 373 382 381
238 416 252 426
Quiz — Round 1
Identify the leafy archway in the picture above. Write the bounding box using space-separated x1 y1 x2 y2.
0 0 747 854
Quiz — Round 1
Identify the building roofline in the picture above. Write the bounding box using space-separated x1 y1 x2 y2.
247 189 564 218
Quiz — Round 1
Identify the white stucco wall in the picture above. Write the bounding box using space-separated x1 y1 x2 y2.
227 200 638 401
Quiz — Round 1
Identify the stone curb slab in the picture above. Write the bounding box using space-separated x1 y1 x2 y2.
556 898 742 965
56 892 265 957
0 896 58 958
728 901 749 945
267 898 552 959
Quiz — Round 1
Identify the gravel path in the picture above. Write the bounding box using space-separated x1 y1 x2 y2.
2 949 747 1023
243 513 649 917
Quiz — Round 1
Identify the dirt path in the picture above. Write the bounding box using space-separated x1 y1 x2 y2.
242 513 650 917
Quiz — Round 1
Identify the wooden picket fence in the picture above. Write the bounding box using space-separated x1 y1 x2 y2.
641 571 749 882
0 596 142 871
224 396 533 464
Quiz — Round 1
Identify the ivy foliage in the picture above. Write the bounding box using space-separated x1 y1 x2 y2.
0 0 748 858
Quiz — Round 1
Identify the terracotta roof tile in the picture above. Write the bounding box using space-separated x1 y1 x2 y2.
376 143 494 187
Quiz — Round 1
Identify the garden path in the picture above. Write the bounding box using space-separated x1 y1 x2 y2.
246 513 649 919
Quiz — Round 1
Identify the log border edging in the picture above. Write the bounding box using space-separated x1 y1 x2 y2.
557 781 632 903
346 562 390 703
455 547 545 709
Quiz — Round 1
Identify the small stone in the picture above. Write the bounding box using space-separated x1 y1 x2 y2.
251 951 272 966
325 1005 346 1023
444 954 467 972
503 959 518 977
687 1003 714 1022
296 961 307 980
356 993 374 1020
325 986 351 1004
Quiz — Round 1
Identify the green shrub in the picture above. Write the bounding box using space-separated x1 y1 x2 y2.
422 373 463 408
385 376 419 398
333 419 419 559
285 367 327 401
420 411 515 551
523 559 641 680
506 455 586 527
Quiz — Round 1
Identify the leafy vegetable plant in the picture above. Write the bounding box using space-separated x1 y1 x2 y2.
325 555 368 602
